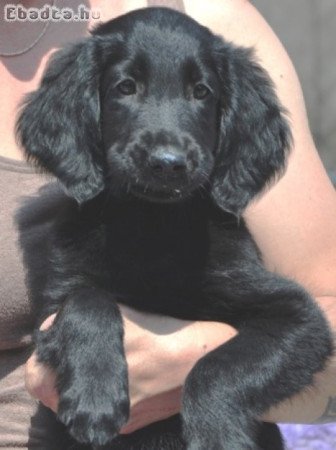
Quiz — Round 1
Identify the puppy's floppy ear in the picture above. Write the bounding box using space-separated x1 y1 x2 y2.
211 42 292 215
16 39 103 203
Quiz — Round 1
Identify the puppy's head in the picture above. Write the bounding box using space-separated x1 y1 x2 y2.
17 7 291 214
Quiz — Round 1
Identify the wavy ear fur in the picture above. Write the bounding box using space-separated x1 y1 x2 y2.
16 39 104 203
212 42 292 215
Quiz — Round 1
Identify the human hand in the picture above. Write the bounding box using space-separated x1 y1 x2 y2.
25 314 58 412
25 306 237 432
118 305 237 433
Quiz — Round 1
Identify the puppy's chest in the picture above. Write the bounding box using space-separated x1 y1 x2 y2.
102 203 209 296
57 200 250 310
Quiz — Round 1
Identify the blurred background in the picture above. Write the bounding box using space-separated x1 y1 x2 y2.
252 3 336 448
253 0 336 182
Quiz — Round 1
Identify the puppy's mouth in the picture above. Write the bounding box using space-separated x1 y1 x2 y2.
130 184 194 203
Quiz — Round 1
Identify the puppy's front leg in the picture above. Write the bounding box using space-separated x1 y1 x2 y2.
35 287 129 447
181 276 332 450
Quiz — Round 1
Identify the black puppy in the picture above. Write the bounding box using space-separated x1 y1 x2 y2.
17 7 333 450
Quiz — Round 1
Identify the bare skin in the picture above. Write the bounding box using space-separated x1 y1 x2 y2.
1 0 335 434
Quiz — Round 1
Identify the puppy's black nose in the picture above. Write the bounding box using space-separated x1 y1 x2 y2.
149 148 187 178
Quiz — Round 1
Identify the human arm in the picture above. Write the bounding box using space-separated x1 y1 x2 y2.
26 302 336 430
194 0 336 423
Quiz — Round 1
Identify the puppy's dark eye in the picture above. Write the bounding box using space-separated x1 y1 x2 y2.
193 83 210 100
117 79 137 95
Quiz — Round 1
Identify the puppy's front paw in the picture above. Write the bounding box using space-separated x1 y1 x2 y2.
58 378 129 447
35 320 129 446
182 358 258 450
35 292 130 446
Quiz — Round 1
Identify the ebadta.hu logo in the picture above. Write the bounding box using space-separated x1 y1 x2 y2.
3 3 101 22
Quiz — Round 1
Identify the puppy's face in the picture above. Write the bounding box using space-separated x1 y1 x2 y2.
17 8 291 214
100 23 220 203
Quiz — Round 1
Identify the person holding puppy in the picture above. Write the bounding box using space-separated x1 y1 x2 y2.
1 0 336 447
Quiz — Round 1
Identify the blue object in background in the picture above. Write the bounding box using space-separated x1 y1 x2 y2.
280 423 336 449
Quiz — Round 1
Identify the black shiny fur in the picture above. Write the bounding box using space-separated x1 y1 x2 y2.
16 7 333 450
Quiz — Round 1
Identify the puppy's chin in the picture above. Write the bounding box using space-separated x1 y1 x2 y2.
130 185 194 204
